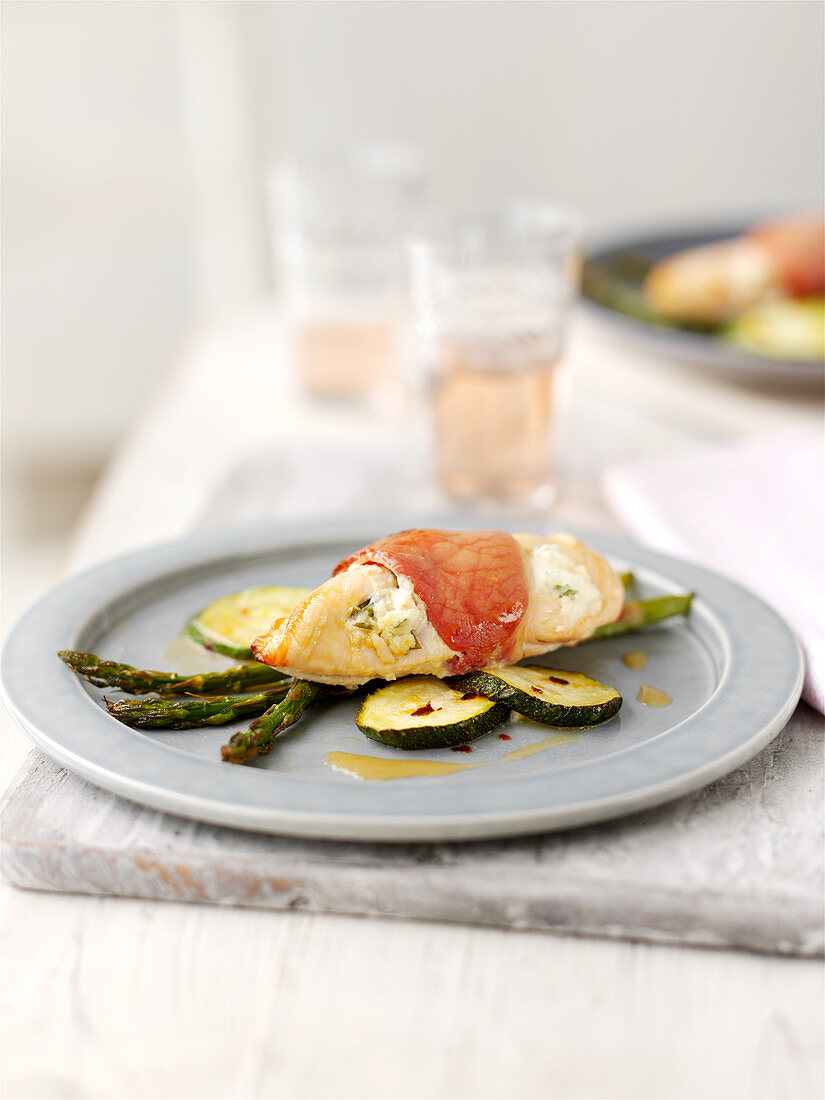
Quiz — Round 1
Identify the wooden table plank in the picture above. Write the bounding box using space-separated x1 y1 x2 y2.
2 883 822 1100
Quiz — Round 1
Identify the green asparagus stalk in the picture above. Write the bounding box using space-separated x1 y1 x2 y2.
59 650 285 695
221 680 322 764
106 686 290 730
619 572 635 591
589 593 694 640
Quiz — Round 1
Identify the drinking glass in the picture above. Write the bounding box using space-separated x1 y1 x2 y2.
270 147 426 403
408 205 581 507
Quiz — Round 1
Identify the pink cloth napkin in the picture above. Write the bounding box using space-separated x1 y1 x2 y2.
603 431 825 714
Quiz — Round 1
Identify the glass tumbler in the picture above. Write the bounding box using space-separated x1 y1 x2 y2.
409 205 581 507
270 148 426 403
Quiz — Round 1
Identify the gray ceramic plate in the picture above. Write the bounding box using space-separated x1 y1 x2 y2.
1 515 803 841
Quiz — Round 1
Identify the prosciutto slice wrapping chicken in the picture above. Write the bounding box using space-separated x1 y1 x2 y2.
252 529 624 688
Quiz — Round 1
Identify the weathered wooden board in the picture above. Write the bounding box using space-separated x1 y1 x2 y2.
3 703 822 956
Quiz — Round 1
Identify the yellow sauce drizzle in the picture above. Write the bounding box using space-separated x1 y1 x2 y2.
621 650 648 671
637 683 672 707
498 733 578 760
327 732 579 781
326 754 472 780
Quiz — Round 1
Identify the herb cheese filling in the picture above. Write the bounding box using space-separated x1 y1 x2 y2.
528 543 602 629
347 574 426 658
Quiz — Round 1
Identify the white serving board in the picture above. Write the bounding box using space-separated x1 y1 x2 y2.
3 700 822 956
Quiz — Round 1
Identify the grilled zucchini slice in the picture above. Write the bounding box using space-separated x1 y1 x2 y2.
357 676 510 750
458 666 622 728
185 585 311 659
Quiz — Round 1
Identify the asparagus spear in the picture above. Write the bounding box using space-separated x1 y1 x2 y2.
106 686 289 730
59 650 284 695
221 680 322 764
589 593 694 640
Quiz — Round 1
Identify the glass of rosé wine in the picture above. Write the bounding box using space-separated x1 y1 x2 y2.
408 204 581 509
270 147 426 406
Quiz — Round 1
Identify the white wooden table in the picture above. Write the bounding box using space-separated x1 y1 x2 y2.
2 309 823 1100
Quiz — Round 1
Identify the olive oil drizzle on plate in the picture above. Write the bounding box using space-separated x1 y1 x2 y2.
637 683 672 707
622 650 648 670
327 731 580 781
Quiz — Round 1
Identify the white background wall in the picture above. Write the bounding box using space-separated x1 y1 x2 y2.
259 1 823 224
2 0 823 468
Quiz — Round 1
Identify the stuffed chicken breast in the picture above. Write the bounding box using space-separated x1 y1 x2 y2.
252 529 624 688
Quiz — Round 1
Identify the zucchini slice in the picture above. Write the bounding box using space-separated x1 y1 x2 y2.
185 585 311 659
458 666 622 728
357 676 510 750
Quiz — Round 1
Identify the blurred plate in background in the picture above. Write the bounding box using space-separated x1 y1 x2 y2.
581 223 824 387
